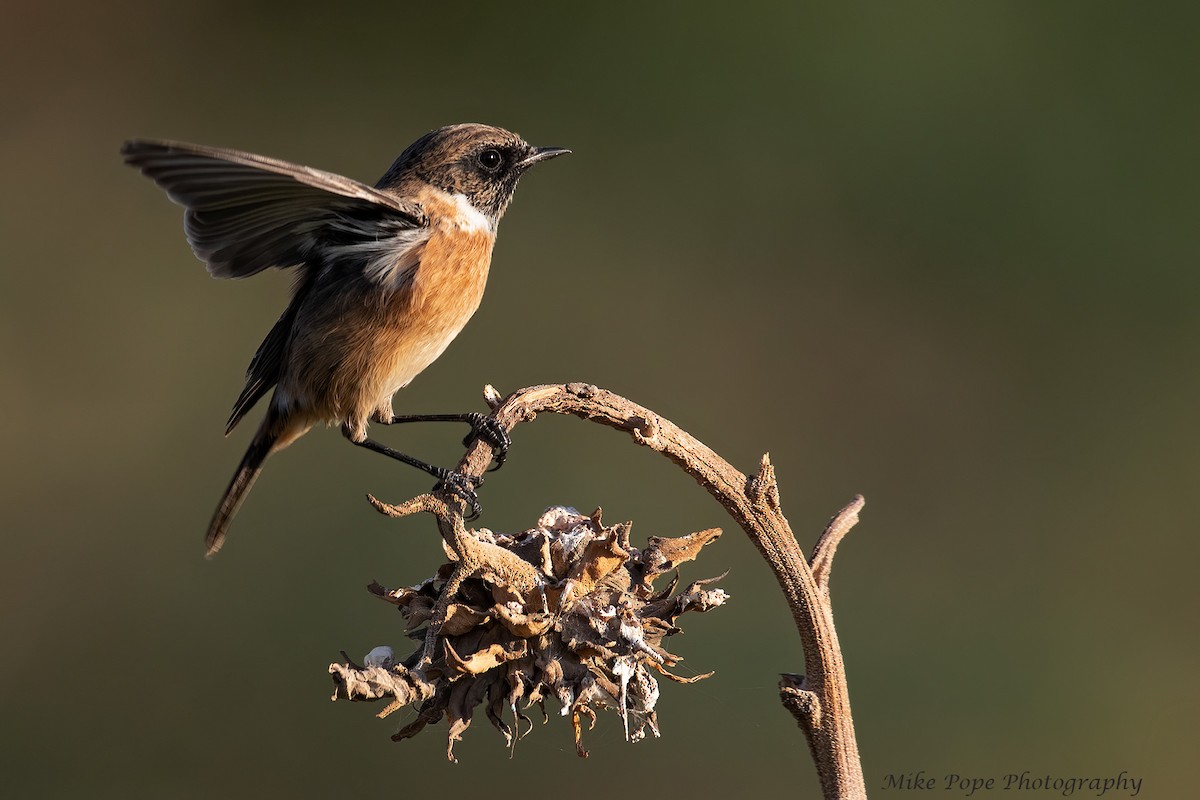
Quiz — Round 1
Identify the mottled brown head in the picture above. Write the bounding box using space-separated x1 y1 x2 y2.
376 124 569 222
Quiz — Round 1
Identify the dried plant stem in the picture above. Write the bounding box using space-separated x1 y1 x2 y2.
381 383 866 798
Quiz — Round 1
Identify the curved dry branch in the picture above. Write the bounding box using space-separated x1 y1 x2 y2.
379 383 866 799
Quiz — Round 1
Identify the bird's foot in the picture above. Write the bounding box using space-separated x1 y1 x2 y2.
435 470 484 520
461 413 511 472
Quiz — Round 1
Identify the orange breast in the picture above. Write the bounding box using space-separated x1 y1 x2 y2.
276 188 497 440
371 223 495 401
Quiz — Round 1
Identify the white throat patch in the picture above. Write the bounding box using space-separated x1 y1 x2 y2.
449 193 493 233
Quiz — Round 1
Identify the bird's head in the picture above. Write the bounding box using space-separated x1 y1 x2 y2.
378 123 569 222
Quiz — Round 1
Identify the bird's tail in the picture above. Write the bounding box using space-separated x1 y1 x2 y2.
205 412 281 558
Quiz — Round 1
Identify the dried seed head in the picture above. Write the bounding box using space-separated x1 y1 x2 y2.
330 506 727 759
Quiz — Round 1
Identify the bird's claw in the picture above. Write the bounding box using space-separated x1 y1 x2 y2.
436 471 484 521
462 413 511 472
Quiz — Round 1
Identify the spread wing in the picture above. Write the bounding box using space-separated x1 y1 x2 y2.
122 138 427 278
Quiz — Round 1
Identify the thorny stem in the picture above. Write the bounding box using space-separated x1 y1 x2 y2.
374 383 867 800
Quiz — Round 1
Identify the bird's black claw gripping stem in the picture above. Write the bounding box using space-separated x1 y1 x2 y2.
461 413 511 471
436 471 484 520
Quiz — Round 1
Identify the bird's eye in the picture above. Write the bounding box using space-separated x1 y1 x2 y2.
477 149 503 171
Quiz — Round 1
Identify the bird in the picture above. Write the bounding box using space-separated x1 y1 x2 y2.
122 124 569 556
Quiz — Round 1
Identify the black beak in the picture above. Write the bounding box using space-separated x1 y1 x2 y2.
520 146 571 167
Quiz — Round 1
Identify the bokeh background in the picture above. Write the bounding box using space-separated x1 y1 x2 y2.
3 2 1197 797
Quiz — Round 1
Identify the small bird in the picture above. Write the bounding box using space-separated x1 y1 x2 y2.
123 124 569 556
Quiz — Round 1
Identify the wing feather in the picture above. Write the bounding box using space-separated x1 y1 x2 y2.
122 139 426 278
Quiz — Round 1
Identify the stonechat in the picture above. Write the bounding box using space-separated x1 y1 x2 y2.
123 124 569 556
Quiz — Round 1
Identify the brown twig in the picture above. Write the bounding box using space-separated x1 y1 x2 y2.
375 383 867 798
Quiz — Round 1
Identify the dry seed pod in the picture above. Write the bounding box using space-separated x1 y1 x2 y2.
330 506 727 759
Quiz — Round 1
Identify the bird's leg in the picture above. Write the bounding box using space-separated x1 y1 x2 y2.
376 412 511 471
343 427 484 519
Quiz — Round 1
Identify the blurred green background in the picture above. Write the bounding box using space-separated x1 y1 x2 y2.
2 2 1197 797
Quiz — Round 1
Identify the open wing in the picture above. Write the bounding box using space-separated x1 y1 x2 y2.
122 139 426 278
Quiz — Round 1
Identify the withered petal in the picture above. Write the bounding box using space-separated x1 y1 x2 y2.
443 639 528 676
509 531 553 574
441 603 491 636
651 663 715 684
571 705 592 759
493 603 554 637
568 531 630 595
642 528 723 581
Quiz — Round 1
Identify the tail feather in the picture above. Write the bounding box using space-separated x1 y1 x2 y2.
205 420 277 558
